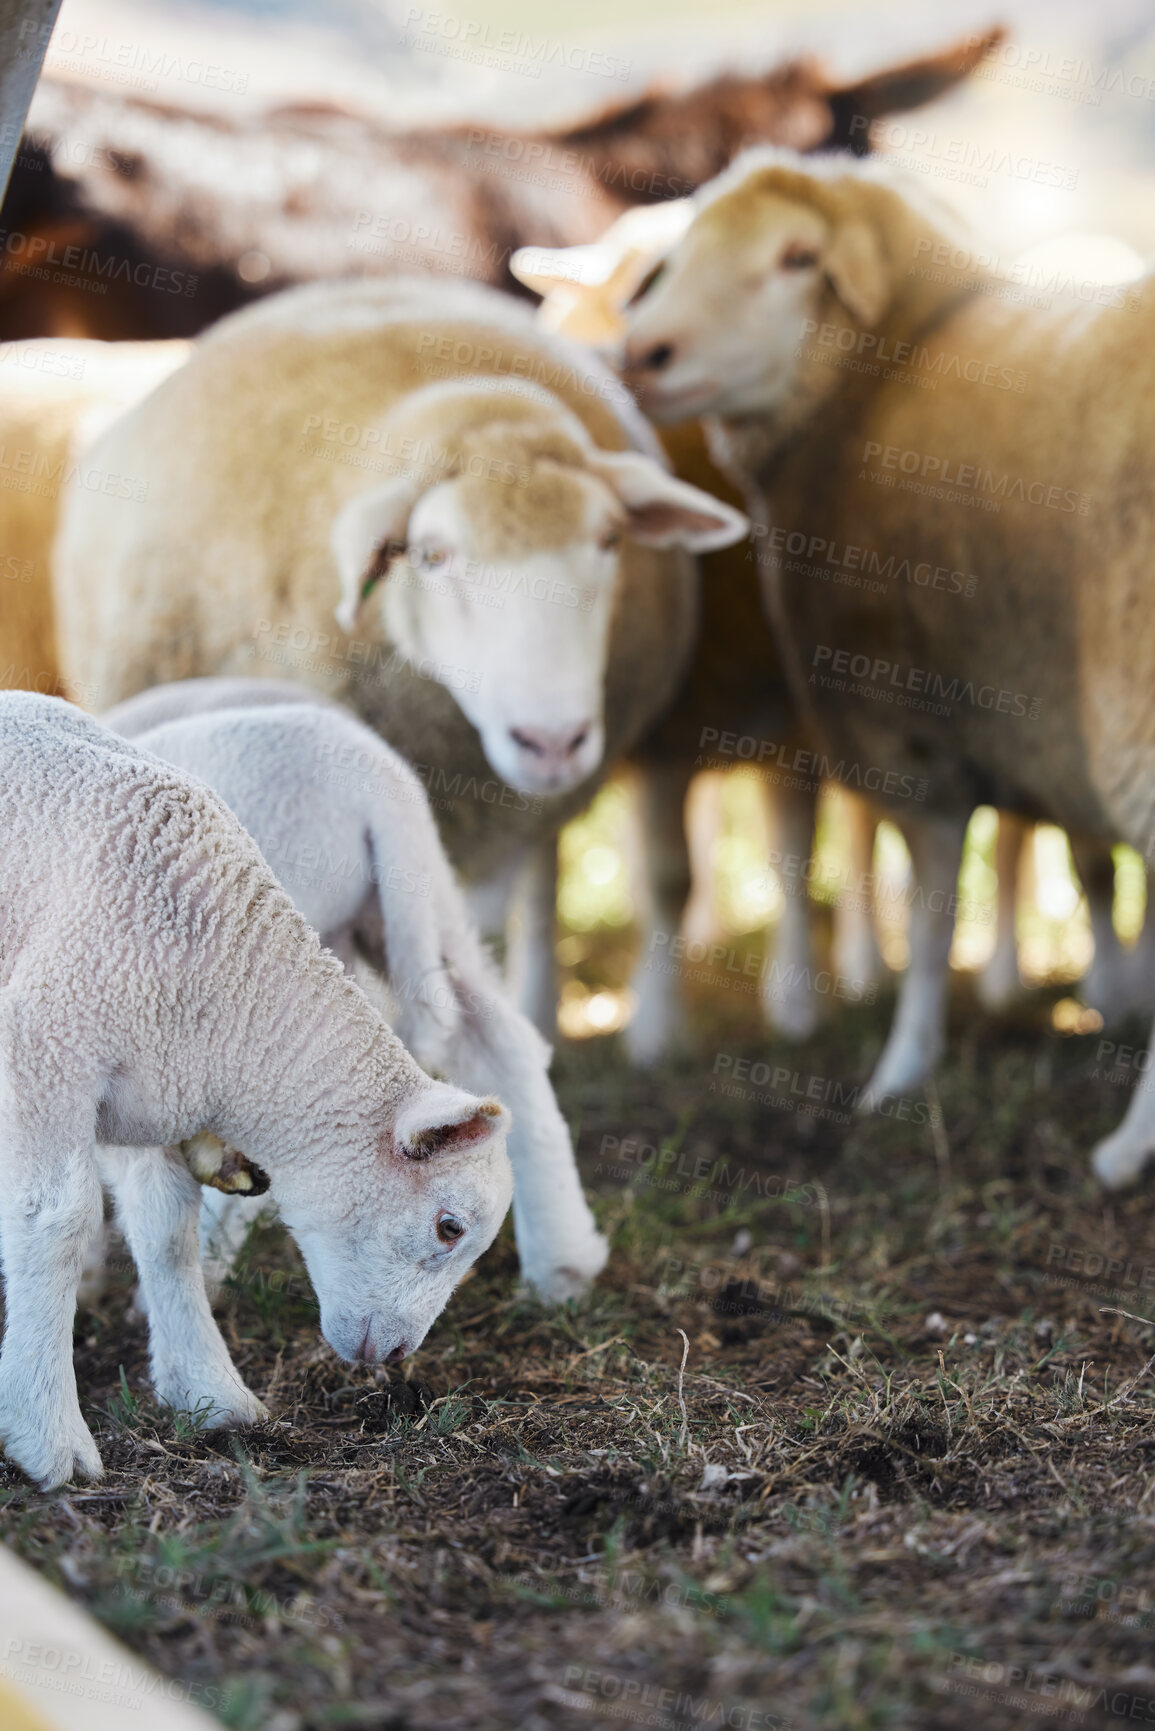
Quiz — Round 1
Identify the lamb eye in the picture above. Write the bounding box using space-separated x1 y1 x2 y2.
599 529 621 553
781 244 819 271
412 545 450 572
437 1212 465 1245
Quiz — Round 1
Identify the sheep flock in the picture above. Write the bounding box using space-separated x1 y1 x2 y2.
2 13 1155 1731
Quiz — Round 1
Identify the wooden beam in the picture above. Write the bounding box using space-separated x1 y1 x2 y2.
0 0 64 203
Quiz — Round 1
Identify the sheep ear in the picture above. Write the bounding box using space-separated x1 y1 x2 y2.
331 479 419 633
825 220 890 327
393 1090 510 1162
588 449 749 552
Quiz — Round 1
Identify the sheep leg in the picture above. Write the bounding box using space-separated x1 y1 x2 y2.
198 1186 280 1304
447 989 608 1300
108 1146 268 1428
831 791 883 988
1092 1014 1155 1187
0 1129 105 1489
505 839 560 1039
626 760 695 1067
761 776 822 1040
860 810 968 1107
976 812 1030 1011
1127 868 1155 1015
681 771 728 949
1070 835 1131 1021
366 802 606 1301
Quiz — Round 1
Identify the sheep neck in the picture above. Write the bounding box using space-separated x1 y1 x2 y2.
198 925 422 1181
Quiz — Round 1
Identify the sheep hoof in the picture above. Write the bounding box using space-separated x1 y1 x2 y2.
0 1404 104 1491
858 1038 940 1112
522 1231 610 1303
156 1375 269 1430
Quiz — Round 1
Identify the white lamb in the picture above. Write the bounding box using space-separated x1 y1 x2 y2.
105 680 609 1302
0 692 514 1490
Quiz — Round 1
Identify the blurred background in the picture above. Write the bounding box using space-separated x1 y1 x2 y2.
27 0 1155 1040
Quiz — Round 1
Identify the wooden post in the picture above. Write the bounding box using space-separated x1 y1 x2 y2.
0 0 63 204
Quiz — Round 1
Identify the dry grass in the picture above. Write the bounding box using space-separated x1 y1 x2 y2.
4 944 1155 1731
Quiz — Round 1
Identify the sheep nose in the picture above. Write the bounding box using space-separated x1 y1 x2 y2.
385 1344 408 1364
355 1325 377 1364
509 723 592 773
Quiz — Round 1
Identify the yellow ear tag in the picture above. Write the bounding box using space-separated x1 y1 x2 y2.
180 1131 271 1196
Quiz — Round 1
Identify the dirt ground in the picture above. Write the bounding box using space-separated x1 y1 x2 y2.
4 933 1155 1731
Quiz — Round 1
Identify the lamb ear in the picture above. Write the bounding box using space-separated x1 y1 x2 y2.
331 479 420 632
825 219 890 327
587 449 749 552
393 1087 510 1162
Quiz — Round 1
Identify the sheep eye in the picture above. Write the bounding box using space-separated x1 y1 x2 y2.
599 529 622 553
627 262 665 306
436 1212 465 1245
781 244 819 271
412 545 449 572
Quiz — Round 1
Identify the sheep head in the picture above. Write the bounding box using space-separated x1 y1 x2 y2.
330 379 747 796
274 1081 514 1368
622 148 949 433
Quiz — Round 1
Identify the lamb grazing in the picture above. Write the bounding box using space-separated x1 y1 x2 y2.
0 337 188 706
622 147 1155 1173
513 211 884 1056
0 691 513 1489
104 683 609 1301
51 277 747 1037
0 32 1001 343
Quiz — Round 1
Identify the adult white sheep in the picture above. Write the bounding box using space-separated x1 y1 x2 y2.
50 280 747 1040
513 216 886 1057
0 337 188 707
0 692 513 1490
104 679 609 1302
622 147 1155 1171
